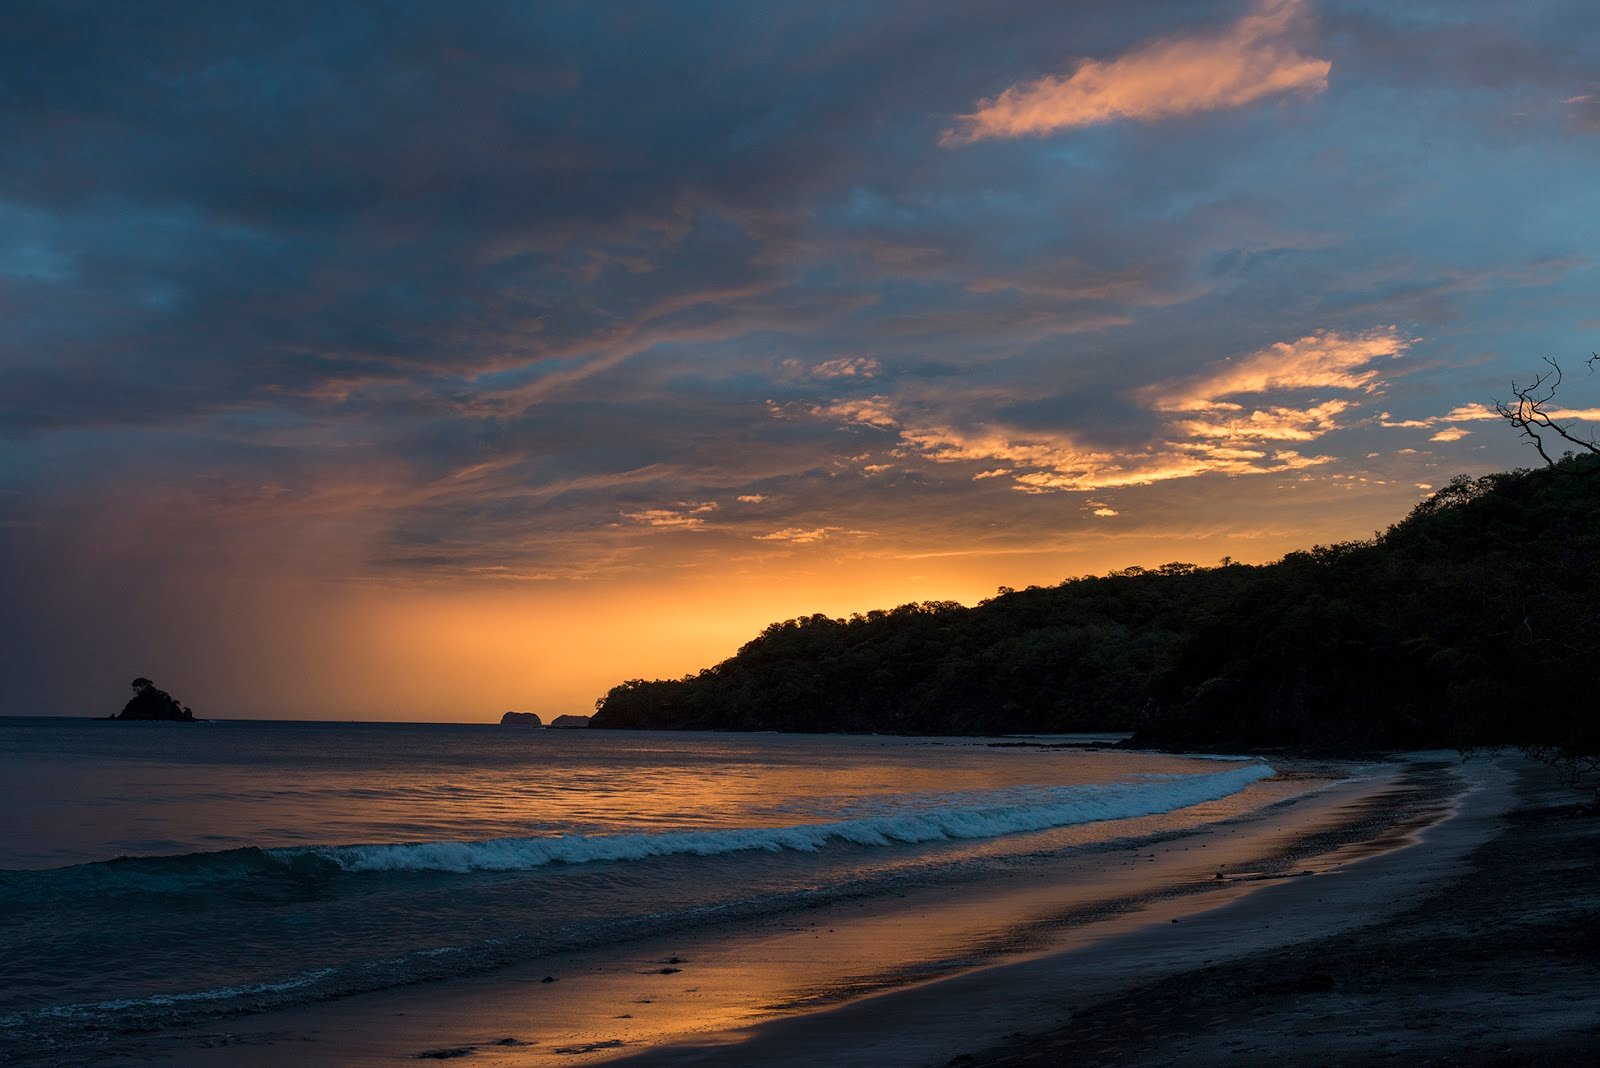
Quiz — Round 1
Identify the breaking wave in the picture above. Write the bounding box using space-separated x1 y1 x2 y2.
0 760 1280 1057
288 763 1274 874
2 764 1272 897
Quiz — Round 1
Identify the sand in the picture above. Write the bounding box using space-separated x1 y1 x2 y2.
963 757 1600 1066
85 753 1600 1066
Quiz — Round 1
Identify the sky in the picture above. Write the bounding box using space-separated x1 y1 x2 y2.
3 0 1598 721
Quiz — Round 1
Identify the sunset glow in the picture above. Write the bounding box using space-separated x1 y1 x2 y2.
2 0 1597 721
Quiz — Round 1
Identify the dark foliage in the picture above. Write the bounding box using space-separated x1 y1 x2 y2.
592 456 1600 750
112 677 196 721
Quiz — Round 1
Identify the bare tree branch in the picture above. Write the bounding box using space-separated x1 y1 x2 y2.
1494 356 1600 469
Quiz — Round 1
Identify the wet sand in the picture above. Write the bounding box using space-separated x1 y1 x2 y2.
964 756 1600 1066
83 756 1509 1066
625 756 1513 1067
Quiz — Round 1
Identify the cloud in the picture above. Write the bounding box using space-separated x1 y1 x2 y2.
1171 399 1353 441
621 501 717 529
1376 402 1600 448
1565 92 1600 131
736 494 768 503
814 396 900 430
1000 449 1327 494
812 356 881 379
752 526 870 544
888 420 1332 493
1148 327 1412 412
1439 402 1600 423
943 0 1330 145
798 324 1405 494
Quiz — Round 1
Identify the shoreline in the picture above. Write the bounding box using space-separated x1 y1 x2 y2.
78 755 1491 1066
963 755 1600 1065
624 755 1514 1066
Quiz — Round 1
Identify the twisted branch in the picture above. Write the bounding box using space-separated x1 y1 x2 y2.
1494 355 1600 467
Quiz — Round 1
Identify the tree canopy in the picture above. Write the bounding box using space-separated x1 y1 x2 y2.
592 455 1600 752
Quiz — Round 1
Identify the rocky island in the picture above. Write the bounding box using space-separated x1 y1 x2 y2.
111 678 197 721
500 711 542 728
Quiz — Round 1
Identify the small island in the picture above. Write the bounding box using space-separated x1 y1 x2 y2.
500 711 542 728
111 677 197 721
548 714 591 729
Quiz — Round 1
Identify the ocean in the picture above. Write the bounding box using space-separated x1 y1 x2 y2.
0 718 1300 1061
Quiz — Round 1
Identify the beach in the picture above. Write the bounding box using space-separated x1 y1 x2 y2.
0 723 1332 1064
60 752 1579 1066
967 756 1600 1066
12 4 1600 1065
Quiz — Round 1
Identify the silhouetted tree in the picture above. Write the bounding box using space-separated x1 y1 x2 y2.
590 459 1598 756
1483 358 1600 785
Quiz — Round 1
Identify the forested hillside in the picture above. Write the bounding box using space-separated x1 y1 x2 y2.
591 456 1599 751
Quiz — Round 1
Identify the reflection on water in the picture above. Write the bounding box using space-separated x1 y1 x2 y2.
146 766 1453 1068
0 718 1320 1063
4 721 1190 869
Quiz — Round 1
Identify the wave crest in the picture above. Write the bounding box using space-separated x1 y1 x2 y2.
286 764 1274 874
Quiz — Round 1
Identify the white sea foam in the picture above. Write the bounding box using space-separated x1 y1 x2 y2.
284 764 1274 874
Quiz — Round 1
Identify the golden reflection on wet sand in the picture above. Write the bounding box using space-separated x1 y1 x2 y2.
132 765 1469 1067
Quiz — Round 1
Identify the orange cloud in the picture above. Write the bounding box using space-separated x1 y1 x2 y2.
815 396 899 429
895 423 1331 493
621 501 717 529
799 326 1406 495
1172 399 1352 441
754 527 832 543
1374 402 1600 448
898 424 1114 478
943 0 1329 145
753 527 872 544
813 356 881 379
1438 402 1600 423
1149 328 1411 412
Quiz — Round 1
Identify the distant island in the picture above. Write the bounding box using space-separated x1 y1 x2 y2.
111 678 197 721
591 454 1599 755
499 711 592 728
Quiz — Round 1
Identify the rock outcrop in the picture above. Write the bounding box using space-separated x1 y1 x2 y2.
500 711 542 728
549 714 591 729
112 678 196 721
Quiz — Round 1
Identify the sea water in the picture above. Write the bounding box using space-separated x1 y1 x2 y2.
0 718 1295 1058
